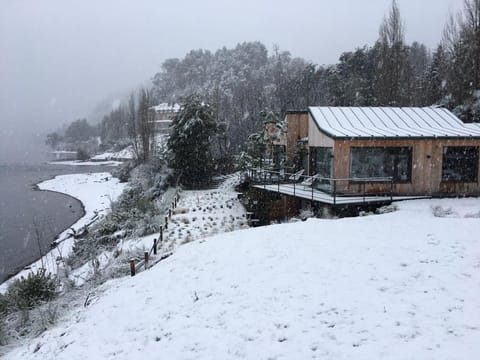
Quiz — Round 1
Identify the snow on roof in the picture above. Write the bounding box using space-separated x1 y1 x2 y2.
150 103 181 112
308 106 480 139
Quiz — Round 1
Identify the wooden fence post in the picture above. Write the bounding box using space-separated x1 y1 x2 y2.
165 216 168 229
159 226 163 243
129 259 136 276
153 238 157 255
169 208 172 219
144 251 149 269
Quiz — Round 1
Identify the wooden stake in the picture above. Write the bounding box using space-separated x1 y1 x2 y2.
153 238 157 255
144 251 149 269
164 216 168 229
159 226 163 243
129 259 136 276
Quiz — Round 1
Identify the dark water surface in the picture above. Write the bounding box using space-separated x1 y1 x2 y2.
0 163 112 283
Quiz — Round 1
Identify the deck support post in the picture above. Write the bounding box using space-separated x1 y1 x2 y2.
390 179 394 202
333 180 336 206
363 182 366 204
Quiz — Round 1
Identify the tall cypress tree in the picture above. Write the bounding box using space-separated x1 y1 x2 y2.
167 96 218 188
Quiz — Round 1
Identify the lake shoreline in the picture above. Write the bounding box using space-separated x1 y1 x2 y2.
0 164 124 287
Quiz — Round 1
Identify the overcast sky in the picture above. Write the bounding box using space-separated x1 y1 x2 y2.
0 0 464 162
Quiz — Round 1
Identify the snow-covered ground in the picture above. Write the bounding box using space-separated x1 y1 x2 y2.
4 197 480 359
68 174 247 287
0 173 126 293
90 146 135 161
47 160 122 166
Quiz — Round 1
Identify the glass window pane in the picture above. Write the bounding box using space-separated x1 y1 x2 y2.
350 147 412 182
442 147 479 182
311 147 332 177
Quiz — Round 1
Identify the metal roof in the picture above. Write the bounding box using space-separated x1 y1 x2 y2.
308 106 480 139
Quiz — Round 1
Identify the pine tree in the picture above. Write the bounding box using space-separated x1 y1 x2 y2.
167 96 218 188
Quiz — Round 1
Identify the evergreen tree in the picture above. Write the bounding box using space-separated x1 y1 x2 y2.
167 96 218 188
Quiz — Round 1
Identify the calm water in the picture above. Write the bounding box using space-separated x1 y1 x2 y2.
0 163 112 283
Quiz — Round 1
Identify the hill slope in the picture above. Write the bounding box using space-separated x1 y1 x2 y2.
5 199 480 360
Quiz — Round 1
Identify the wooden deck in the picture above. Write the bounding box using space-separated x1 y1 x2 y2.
252 183 427 206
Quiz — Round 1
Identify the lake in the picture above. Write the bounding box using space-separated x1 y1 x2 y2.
0 163 114 284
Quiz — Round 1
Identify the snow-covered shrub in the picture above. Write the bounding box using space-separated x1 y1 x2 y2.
299 208 314 221
0 317 5 346
5 269 57 311
111 161 135 183
376 204 398 214
76 148 89 161
431 205 457 218
464 210 480 218
0 293 7 313
69 160 174 269
0 295 8 338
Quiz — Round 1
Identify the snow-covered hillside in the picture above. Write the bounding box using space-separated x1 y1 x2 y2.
4 198 480 359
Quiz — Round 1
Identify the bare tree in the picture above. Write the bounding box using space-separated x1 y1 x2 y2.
127 92 140 159
137 88 154 163
441 0 480 106
374 0 410 106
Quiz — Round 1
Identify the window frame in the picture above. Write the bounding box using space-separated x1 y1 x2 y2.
441 146 479 183
349 146 413 183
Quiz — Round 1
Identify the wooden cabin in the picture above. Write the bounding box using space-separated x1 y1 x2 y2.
284 107 480 196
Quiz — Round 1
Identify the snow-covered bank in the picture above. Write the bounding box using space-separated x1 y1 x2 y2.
0 173 126 293
47 160 122 166
90 146 135 161
4 198 480 359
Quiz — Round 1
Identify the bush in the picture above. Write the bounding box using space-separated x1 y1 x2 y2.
111 161 135 183
6 269 57 310
0 293 8 315
76 148 90 161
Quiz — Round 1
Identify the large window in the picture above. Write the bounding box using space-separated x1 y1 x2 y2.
310 147 332 177
350 147 412 182
442 146 479 182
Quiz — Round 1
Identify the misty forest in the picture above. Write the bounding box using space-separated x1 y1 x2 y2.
49 0 480 176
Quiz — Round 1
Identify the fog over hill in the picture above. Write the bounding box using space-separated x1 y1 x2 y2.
0 0 463 163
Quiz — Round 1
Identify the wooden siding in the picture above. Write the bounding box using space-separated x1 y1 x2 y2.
285 113 309 162
308 116 334 148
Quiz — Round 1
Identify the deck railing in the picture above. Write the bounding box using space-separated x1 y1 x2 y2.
246 168 394 205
